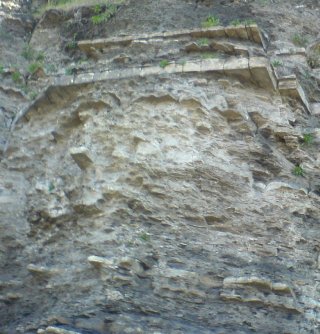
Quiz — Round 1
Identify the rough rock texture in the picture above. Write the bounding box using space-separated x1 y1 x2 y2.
1 1 320 333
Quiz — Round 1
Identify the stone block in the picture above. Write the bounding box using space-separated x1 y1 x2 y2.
249 57 277 90
88 255 114 268
224 57 251 81
201 58 225 73
182 61 201 73
69 146 93 170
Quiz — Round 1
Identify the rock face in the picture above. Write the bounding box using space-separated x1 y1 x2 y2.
1 1 320 333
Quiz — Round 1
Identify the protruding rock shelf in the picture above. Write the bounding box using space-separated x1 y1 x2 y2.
78 24 267 56
9 24 312 133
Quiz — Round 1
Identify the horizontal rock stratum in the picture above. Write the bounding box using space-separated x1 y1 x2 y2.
1 1 320 333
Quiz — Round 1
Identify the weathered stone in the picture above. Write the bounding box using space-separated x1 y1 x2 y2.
69 146 93 170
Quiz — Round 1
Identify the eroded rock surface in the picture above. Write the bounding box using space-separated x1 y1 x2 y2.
1 1 320 333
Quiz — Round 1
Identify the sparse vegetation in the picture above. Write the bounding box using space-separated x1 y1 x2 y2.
66 36 78 50
28 62 42 75
201 15 220 28
11 70 22 83
65 67 76 75
0 65 4 74
230 19 256 26
272 59 283 67
48 182 55 192
292 165 304 177
159 59 170 68
292 34 308 47
91 3 118 25
197 38 209 46
139 233 150 242
34 0 124 17
29 91 38 100
302 133 313 145
21 45 35 60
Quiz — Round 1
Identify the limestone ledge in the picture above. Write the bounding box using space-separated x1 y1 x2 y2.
223 276 293 294
78 24 267 55
38 327 81 334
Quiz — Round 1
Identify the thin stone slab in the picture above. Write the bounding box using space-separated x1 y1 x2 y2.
78 25 265 55
249 57 277 90
278 76 311 113
69 146 93 170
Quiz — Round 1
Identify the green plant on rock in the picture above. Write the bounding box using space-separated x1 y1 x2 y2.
36 51 45 62
65 67 76 75
21 45 35 60
91 4 117 25
197 38 209 46
28 62 42 75
159 59 170 68
302 133 313 145
0 65 4 74
292 34 308 47
272 59 283 67
29 91 38 100
66 33 78 51
292 165 304 177
139 233 150 242
201 15 220 28
48 182 55 192
11 70 21 83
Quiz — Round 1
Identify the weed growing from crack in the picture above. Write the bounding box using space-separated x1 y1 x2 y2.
292 165 304 177
11 70 22 83
29 91 38 100
159 60 170 68
272 59 283 67
139 233 150 242
302 133 313 145
230 18 256 26
292 34 308 47
201 15 220 28
28 62 42 75
91 4 117 25
197 38 209 46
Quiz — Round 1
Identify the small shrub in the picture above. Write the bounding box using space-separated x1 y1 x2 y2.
0 65 4 74
272 59 283 67
48 182 55 192
201 15 220 28
159 59 170 68
29 91 38 100
302 133 313 145
21 45 35 60
292 165 304 177
65 67 76 75
139 233 150 242
36 51 45 62
292 34 308 47
197 38 209 46
28 62 42 75
91 4 117 25
11 70 21 83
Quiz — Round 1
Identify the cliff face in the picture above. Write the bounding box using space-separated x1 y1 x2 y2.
1 1 320 333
